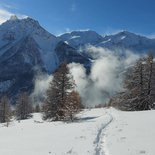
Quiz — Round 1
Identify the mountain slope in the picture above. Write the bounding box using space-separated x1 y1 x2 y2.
55 41 91 69
59 30 155 53
0 36 45 98
0 16 91 100
0 108 112 155
106 108 155 155
58 30 103 49
97 31 155 52
0 15 60 73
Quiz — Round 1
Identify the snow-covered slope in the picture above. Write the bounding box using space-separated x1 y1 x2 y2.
0 108 155 155
0 15 59 72
105 108 155 155
59 30 155 53
97 31 155 52
0 108 112 155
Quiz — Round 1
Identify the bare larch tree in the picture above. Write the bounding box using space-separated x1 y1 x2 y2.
16 92 32 120
0 96 11 124
112 52 155 111
43 63 81 121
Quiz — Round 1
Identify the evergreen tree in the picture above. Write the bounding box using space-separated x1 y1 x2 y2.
16 92 32 120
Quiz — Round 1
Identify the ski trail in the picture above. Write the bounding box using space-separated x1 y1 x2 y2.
94 112 113 155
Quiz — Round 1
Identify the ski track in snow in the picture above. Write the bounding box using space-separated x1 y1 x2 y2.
94 111 113 155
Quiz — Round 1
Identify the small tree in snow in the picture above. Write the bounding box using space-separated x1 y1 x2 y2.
16 92 32 120
0 96 11 124
34 104 41 113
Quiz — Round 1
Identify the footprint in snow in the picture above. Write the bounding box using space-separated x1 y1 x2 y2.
139 150 146 154
118 129 122 132
120 137 126 141
67 148 77 155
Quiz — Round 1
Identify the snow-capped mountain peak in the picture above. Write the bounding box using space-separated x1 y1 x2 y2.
0 16 60 73
58 30 103 48
9 15 19 21
96 30 155 52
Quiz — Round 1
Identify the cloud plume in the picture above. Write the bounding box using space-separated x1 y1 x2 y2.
69 46 140 107
32 46 140 107
30 74 53 105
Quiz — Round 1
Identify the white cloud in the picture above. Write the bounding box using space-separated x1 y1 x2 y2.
69 46 140 107
0 8 13 24
0 3 27 24
30 74 53 105
31 46 140 107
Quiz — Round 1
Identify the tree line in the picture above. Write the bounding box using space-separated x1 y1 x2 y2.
0 63 83 125
110 53 155 111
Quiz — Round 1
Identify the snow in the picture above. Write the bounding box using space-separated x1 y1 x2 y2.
0 108 112 155
105 108 155 155
121 36 126 40
0 17 60 73
1 107 155 155
58 30 103 48
10 15 18 21
70 35 80 39
101 38 111 44
33 34 59 72
64 41 69 44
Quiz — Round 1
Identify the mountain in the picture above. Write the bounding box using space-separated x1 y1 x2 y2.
58 30 103 49
97 31 155 52
0 15 60 73
1 15 155 102
59 30 155 53
0 16 90 101
55 41 91 68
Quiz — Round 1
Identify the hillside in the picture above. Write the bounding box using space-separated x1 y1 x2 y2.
105 108 155 155
0 108 112 155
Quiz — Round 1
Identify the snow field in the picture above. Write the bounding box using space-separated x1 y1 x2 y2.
0 108 111 155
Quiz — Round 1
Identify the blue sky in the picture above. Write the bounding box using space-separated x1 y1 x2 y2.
0 0 155 36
